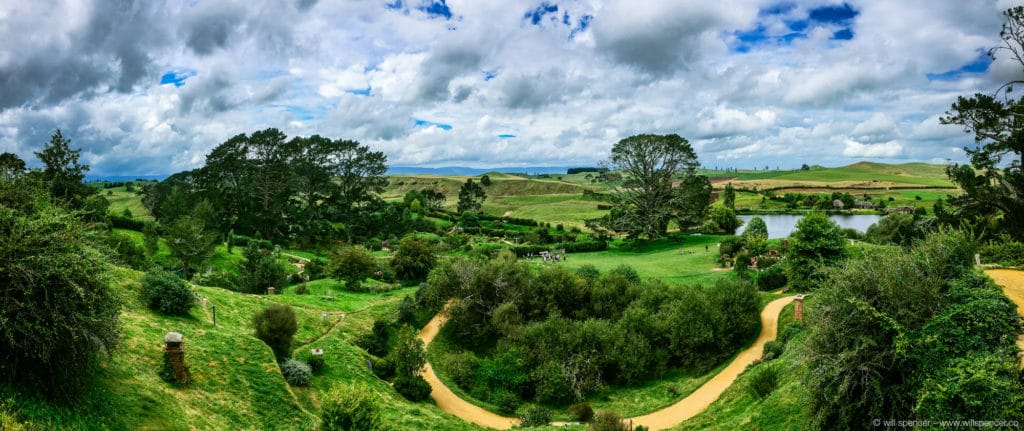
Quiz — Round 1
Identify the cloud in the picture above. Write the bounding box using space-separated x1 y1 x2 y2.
842 139 904 158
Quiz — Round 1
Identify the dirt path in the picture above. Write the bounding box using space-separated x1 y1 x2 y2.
984 269 1024 367
418 296 795 430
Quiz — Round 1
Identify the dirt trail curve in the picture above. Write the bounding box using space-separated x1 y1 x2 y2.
417 296 796 430
983 269 1024 368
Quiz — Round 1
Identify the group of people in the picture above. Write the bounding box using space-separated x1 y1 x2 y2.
525 249 567 263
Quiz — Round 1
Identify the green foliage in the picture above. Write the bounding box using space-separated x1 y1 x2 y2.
329 244 377 291
746 364 780 399
141 267 196 316
517 406 552 427
391 235 436 281
457 179 487 214
34 129 94 208
165 213 217 279
786 212 845 290
103 230 147 269
238 243 287 293
480 174 492 186
142 221 160 257
304 258 327 280
279 358 312 386
251 303 297 359
742 216 768 241
606 134 699 239
294 282 310 295
722 183 736 209
0 152 26 180
589 410 629 431
388 325 426 378
357 320 391 357
674 174 712 230
0 183 121 399
569 402 595 423
864 213 924 246
703 206 742 234
978 240 1024 266
320 383 381 431
392 375 432 402
801 230 1024 430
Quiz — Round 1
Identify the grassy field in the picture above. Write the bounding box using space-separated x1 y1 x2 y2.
716 162 955 190
557 235 732 286
103 184 153 220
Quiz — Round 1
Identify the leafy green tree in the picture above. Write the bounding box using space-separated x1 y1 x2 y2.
329 244 377 291
457 178 486 214
389 325 427 378
938 7 1024 240
722 182 736 209
165 213 217 279
0 152 26 180
742 216 769 241
390 235 436 281
786 212 845 290
480 174 492 186
703 206 743 234
606 134 699 239
320 382 382 431
0 181 121 398
239 242 287 293
34 129 94 207
674 174 711 230
252 303 297 358
143 221 160 257
864 213 924 246
141 267 196 315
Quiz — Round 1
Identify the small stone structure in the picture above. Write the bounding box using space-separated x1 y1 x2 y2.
267 286 275 295
163 331 190 384
794 295 805 322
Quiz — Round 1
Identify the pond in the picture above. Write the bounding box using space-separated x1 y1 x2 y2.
737 214 882 239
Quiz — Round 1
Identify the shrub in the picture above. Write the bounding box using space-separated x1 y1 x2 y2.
280 358 312 386
295 283 310 295
391 236 436 281
589 410 629 431
761 340 784 361
746 364 780 399
756 265 788 291
304 352 325 373
329 245 376 291
252 304 297 358
978 241 1024 266
357 320 390 357
518 406 552 427
393 375 431 401
320 383 381 431
192 268 240 291
492 389 521 415
104 230 147 269
370 356 395 380
141 267 196 316
239 243 288 294
608 264 640 284
442 351 479 391
288 272 304 285
304 258 327 280
569 402 595 423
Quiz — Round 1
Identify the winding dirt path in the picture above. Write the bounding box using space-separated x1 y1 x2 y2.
983 269 1024 367
417 296 796 430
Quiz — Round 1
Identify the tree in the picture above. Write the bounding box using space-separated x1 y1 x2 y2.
34 129 94 207
389 325 427 378
674 174 711 230
239 242 287 293
722 182 736 209
865 213 924 247
457 178 486 214
390 235 436 281
605 134 699 239
0 180 121 398
786 212 845 290
165 213 218 279
480 174 492 186
143 221 160 257
0 152 26 180
704 206 743 234
419 188 445 211
938 7 1024 240
742 216 769 241
141 267 196 315
329 244 377 291
800 163 811 171
252 303 298 358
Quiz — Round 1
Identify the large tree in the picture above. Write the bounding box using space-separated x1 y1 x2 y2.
673 174 711 230
939 6 1024 240
457 178 486 214
606 134 698 239
34 129 94 208
0 152 26 180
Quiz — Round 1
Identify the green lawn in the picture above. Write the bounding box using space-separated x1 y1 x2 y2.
558 235 732 286
104 184 153 220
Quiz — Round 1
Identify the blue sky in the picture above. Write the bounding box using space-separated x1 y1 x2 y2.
0 0 1019 175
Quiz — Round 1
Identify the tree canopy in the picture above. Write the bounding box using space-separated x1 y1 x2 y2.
605 134 699 239
939 7 1024 240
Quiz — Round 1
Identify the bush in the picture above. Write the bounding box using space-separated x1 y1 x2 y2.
104 230 147 269
518 406 552 427
756 265 788 291
357 320 390 357
141 267 196 316
569 402 595 423
295 282 309 295
108 214 145 231
370 356 395 380
304 258 327 280
320 383 381 431
442 351 479 391
589 410 629 431
978 241 1024 266
304 352 325 373
192 269 239 291
280 358 312 386
391 236 436 281
761 340 784 361
252 304 297 358
492 389 521 415
239 243 288 294
393 375 431 401
330 245 377 292
747 364 780 399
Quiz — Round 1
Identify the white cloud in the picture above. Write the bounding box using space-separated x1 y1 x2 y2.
842 139 904 158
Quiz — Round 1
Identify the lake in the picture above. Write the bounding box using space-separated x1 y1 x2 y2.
737 214 882 239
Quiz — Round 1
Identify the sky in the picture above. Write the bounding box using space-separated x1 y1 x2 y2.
0 0 1021 175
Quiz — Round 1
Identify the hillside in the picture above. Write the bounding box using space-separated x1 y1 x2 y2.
704 162 954 189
